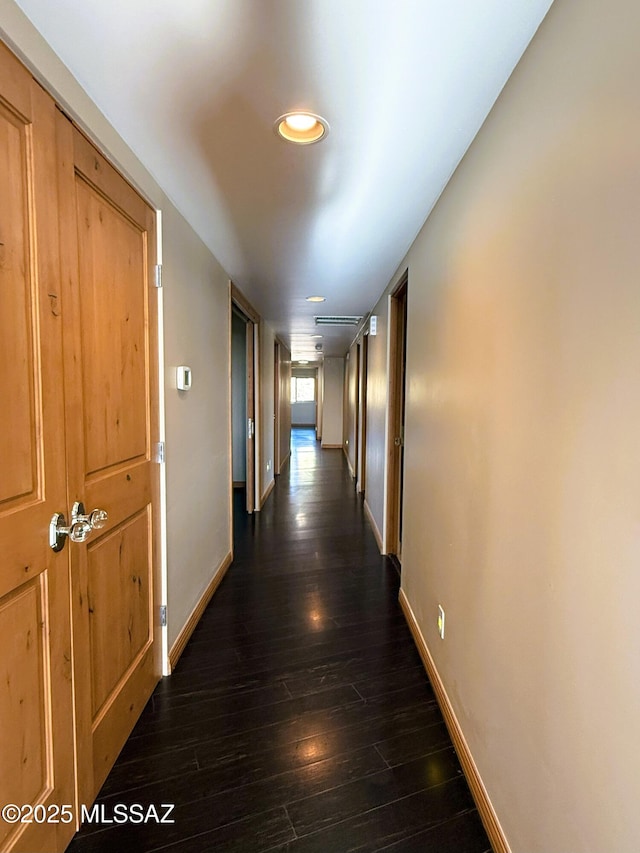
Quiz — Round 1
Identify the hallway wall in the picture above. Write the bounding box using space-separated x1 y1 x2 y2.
163 209 231 653
291 367 317 427
343 348 359 476
8 1 640 848
320 357 344 447
274 335 292 475
377 0 640 850
259 322 290 499
0 2 233 660
360 306 389 546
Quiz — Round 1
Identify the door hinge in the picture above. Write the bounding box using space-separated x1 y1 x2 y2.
159 605 167 627
154 441 165 463
154 264 163 288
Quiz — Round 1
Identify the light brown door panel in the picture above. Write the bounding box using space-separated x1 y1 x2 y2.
75 178 149 475
56 113 160 806
84 462 152 530
87 507 157 796
0 45 75 853
245 321 255 513
0 580 52 850
0 102 41 511
1 41 160 846
87 509 153 717
91 645 156 795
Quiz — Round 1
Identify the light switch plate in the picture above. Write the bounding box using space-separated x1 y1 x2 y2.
438 605 445 639
176 365 192 390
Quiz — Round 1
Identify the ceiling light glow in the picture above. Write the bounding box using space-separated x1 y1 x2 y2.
285 114 317 132
306 295 326 303
275 112 329 145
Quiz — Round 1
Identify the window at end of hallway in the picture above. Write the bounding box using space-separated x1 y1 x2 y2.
291 377 315 403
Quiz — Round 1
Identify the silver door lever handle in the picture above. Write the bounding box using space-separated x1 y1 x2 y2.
49 502 108 552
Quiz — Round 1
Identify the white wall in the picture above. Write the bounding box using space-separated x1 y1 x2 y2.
316 363 324 441
277 340 292 472
0 3 233 659
163 213 231 651
320 358 344 447
390 0 640 850
360 304 389 541
291 401 316 425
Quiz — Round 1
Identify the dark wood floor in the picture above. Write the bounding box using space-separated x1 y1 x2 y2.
67 428 491 853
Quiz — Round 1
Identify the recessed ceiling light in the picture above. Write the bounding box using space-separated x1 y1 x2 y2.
286 114 316 132
298 360 309 364
275 112 329 145
306 295 326 303
310 334 323 338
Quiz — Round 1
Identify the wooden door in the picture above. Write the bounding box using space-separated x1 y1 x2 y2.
245 320 255 513
56 115 160 803
231 285 259 513
357 334 369 494
354 344 360 479
273 341 279 475
387 274 408 561
0 45 76 853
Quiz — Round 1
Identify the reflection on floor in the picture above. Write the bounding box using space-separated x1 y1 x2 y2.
67 427 491 852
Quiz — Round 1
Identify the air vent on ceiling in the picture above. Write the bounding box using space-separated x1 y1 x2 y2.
315 315 363 326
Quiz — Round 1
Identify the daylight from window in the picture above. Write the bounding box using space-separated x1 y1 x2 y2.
291 377 315 403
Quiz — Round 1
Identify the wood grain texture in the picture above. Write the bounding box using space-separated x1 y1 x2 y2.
56 112 160 806
0 102 36 504
75 178 148 475
0 583 48 827
0 44 76 853
87 510 153 717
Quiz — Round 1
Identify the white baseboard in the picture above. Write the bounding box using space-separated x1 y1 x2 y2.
399 588 510 853
343 446 355 478
363 498 384 553
278 451 290 474
168 551 233 671
260 477 275 508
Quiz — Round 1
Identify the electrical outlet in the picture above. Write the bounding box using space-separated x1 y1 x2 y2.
267 459 272 472
437 605 445 639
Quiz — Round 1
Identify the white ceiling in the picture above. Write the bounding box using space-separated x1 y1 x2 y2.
13 0 553 361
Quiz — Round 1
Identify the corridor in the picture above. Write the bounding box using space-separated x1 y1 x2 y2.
67 429 490 853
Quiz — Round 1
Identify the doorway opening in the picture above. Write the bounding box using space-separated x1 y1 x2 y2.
357 334 369 495
386 271 408 566
230 285 259 515
291 366 318 430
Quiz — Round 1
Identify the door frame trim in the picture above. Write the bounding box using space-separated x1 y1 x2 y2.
385 270 408 557
229 283 260 514
55 111 163 806
357 333 369 494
